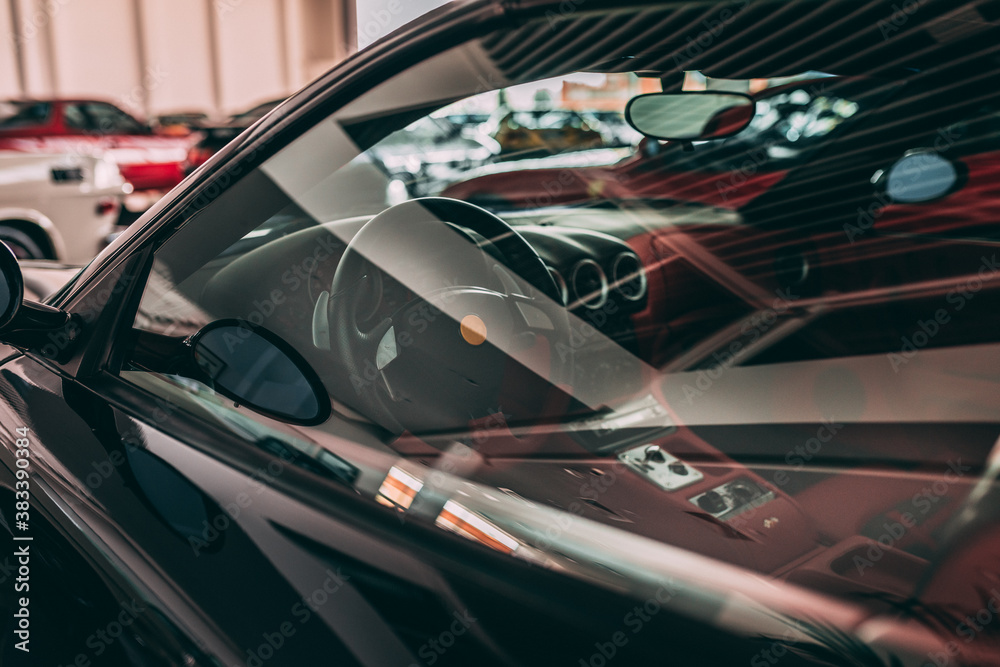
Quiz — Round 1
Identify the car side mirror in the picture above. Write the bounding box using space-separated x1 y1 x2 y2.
0 242 23 331
0 243 77 359
187 320 331 425
873 150 962 204
625 92 754 142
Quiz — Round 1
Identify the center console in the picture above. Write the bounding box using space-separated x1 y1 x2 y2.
603 431 822 573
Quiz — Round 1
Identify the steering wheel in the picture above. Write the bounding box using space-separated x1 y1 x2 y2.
325 197 571 435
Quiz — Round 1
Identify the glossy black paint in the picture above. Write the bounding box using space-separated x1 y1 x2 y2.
0 243 22 329
0 354 785 665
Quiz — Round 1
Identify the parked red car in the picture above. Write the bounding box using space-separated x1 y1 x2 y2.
0 99 194 202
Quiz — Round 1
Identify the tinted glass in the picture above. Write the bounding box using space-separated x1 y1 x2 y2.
192 324 322 422
0 101 51 129
83 102 146 134
62 103 89 130
124 4 1000 661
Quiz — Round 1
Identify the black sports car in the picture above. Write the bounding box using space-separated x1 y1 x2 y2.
3 1 1000 666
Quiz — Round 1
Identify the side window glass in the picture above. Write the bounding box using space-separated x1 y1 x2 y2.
85 103 144 134
123 169 356 442
0 101 51 128
105 46 1000 635
63 104 89 131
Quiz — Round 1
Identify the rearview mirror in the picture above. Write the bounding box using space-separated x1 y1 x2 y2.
189 320 330 425
625 92 754 141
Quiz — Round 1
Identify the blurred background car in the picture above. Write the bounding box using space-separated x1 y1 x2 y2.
368 116 500 199
0 98 194 223
580 110 643 148
0 150 128 262
443 76 856 211
443 112 492 134
152 111 211 135
183 98 286 173
492 108 605 158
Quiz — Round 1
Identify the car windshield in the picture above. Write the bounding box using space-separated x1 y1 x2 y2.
664 76 876 171
509 110 586 129
127 2 1000 657
376 117 467 146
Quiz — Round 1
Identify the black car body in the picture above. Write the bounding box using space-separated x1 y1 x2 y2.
2 1 1000 666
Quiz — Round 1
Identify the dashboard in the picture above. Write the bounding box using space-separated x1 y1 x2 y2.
515 226 648 315
195 208 654 415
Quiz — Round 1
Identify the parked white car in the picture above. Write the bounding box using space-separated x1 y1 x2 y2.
0 150 128 263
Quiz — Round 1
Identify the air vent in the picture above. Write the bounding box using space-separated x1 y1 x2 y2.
546 265 568 306
571 259 608 310
612 252 646 302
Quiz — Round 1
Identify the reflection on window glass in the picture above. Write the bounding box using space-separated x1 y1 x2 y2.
123 12 1000 651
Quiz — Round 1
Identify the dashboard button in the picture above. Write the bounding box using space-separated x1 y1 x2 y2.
643 445 666 464
698 491 727 514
